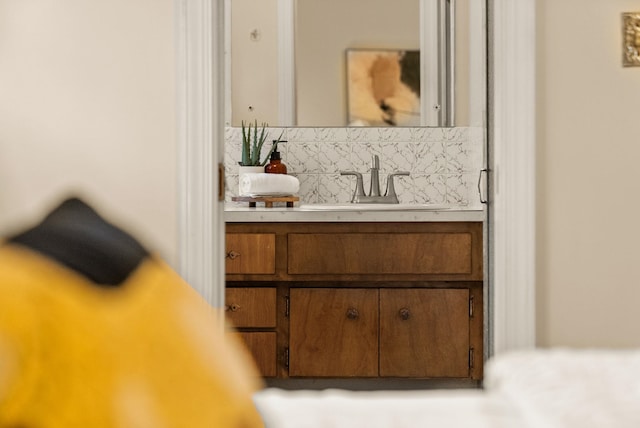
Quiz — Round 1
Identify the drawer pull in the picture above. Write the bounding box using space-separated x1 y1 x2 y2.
226 250 241 260
226 303 241 312
346 307 359 320
399 307 411 321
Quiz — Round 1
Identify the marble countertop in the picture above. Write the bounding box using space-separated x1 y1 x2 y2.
224 203 485 223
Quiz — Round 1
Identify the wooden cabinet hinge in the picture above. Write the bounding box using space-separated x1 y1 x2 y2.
469 296 474 318
469 347 475 369
284 347 290 368
285 295 290 317
218 162 225 201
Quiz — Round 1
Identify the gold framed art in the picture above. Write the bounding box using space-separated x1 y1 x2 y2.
623 12 640 67
346 49 420 126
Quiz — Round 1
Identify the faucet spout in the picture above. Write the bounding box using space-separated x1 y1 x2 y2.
369 155 381 197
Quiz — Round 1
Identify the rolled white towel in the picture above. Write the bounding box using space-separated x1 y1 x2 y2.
239 173 300 196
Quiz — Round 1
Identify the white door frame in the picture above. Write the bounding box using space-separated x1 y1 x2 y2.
489 0 536 353
175 0 226 308
175 0 537 352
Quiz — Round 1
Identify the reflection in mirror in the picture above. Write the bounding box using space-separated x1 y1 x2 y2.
294 0 420 127
345 49 421 127
226 0 484 128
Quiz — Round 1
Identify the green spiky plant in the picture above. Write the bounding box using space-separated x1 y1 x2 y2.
239 120 277 166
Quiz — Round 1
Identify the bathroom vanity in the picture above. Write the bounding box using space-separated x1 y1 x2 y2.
224 206 484 384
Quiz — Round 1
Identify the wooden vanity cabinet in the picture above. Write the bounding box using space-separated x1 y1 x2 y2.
225 222 483 382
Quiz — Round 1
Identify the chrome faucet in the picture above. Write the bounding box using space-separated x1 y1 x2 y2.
341 155 409 204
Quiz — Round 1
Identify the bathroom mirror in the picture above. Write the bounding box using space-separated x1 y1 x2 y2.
225 0 485 127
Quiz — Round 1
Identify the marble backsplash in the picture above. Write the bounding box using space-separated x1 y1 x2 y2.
224 126 484 208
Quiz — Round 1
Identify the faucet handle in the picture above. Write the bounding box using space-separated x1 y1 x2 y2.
340 171 366 202
385 171 410 203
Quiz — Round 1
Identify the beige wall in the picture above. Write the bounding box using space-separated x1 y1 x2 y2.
0 0 177 265
536 0 640 347
230 0 279 126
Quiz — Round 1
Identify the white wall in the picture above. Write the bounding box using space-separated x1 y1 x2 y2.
0 0 177 265
536 0 640 347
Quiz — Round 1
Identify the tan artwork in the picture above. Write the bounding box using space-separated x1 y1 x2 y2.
346 49 420 126
623 12 640 67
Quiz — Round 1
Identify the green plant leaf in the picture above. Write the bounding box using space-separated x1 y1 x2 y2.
260 130 285 165
251 120 259 165
254 122 268 163
240 120 250 165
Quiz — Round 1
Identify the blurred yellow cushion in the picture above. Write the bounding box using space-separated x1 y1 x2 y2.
0 244 264 427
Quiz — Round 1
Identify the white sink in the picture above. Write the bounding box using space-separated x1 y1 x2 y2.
298 203 449 211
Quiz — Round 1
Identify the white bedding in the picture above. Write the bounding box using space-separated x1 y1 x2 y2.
253 348 640 428
485 348 640 428
255 389 518 428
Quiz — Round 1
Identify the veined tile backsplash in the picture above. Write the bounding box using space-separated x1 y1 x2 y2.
225 126 484 209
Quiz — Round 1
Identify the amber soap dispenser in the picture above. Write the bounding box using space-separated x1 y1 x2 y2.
265 139 287 174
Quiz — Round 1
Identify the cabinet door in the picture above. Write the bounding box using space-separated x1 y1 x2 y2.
289 288 378 377
231 332 277 377
379 289 470 378
225 233 275 274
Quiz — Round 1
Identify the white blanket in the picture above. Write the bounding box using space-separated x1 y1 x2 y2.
253 348 640 428
255 388 518 428
485 348 640 428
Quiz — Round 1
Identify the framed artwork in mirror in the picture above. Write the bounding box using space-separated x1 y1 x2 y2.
346 49 421 127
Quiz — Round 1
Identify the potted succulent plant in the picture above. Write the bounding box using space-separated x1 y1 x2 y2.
237 120 282 195
239 120 276 168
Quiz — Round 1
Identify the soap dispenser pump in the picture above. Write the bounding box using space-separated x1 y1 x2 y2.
265 139 287 174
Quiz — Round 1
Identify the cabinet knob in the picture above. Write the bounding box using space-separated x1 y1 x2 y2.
399 307 410 320
226 303 241 312
346 307 359 320
226 250 240 260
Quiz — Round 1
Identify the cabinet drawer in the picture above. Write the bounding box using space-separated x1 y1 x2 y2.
225 288 276 328
288 233 472 275
225 233 275 274
232 332 277 378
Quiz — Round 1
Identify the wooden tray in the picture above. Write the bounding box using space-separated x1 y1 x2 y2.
232 196 299 208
